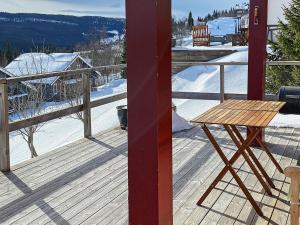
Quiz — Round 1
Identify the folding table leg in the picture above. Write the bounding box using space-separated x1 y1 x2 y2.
248 127 284 173
230 125 275 188
198 124 263 216
224 125 272 196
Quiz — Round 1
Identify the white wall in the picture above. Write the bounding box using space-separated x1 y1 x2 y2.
268 0 292 24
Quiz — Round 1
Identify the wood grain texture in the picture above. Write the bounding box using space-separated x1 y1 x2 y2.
0 126 297 224
192 100 284 128
0 82 10 172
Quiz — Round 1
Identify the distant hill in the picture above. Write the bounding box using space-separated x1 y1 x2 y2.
0 12 125 51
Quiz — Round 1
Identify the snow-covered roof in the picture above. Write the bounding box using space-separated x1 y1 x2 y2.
0 67 14 77
5 53 91 85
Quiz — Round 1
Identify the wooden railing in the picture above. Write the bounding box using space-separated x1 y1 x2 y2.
1 61 300 171
172 61 300 102
0 64 126 171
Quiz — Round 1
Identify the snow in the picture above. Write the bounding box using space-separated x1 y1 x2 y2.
172 111 193 133
9 45 300 166
108 30 119 35
207 17 238 36
5 53 82 84
172 46 300 128
9 79 127 165
173 38 248 51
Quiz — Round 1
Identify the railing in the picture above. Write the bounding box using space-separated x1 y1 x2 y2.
172 61 300 102
0 64 126 171
172 62 248 103
1 60 300 171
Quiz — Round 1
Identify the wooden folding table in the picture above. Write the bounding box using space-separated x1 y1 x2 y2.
191 100 285 216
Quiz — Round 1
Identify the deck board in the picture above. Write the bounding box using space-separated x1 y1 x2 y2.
0 125 298 225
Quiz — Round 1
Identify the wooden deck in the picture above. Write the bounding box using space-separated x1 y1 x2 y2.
0 125 299 225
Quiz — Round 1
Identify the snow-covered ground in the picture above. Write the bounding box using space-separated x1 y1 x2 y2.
9 80 127 165
175 17 241 49
207 17 238 36
172 47 300 128
9 46 300 166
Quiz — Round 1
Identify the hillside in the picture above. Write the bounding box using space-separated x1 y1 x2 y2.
0 12 125 51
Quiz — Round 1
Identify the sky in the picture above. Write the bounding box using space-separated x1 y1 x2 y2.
1 0 247 18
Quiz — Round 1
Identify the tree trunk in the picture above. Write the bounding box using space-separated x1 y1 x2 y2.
27 127 38 158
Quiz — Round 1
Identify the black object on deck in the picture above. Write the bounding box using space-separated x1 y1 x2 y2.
117 105 128 130
279 86 300 114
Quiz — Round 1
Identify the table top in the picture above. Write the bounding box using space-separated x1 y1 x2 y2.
218 100 285 111
191 100 285 128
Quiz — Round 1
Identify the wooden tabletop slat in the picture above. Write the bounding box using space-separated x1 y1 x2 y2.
218 100 285 112
191 100 284 128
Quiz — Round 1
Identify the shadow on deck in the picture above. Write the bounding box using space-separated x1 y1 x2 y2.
0 125 298 225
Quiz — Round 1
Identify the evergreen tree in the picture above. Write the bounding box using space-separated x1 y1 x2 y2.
4 41 14 64
266 0 300 93
188 11 194 28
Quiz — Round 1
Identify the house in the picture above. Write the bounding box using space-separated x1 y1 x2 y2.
0 67 35 112
5 53 101 101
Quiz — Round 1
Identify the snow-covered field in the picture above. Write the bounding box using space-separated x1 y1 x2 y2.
9 46 300 166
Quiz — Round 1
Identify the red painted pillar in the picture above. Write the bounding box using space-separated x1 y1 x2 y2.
248 0 268 142
248 0 268 100
126 0 173 224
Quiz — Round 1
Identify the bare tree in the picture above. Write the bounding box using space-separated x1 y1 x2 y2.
9 52 51 158
64 75 84 123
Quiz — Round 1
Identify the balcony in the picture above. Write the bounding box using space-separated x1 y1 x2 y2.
0 125 297 224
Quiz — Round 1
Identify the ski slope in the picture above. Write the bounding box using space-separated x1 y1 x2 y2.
207 17 238 36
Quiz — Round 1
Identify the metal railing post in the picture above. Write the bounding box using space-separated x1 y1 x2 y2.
220 65 225 103
83 73 92 138
0 81 10 171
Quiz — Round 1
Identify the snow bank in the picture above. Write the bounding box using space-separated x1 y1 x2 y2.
172 111 193 133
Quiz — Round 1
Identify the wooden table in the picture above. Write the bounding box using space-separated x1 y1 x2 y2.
191 100 285 216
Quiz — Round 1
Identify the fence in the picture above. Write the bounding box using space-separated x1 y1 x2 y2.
1 61 300 171
0 64 126 171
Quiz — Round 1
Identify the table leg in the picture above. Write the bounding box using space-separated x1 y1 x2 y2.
248 127 284 174
224 125 272 195
198 124 263 216
230 125 275 188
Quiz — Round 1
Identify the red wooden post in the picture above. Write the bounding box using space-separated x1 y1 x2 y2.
248 0 268 143
126 0 173 224
248 0 268 100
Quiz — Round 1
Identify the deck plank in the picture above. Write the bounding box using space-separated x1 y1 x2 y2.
0 126 298 225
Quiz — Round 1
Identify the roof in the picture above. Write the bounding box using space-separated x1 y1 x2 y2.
0 67 14 77
5 53 92 85
0 66 37 91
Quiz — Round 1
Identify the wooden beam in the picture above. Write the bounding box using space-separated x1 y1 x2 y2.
220 65 225 103
9 105 83 132
0 82 10 171
90 92 127 108
248 0 269 143
83 73 92 138
248 0 268 101
9 93 127 132
126 0 173 224
171 92 277 101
